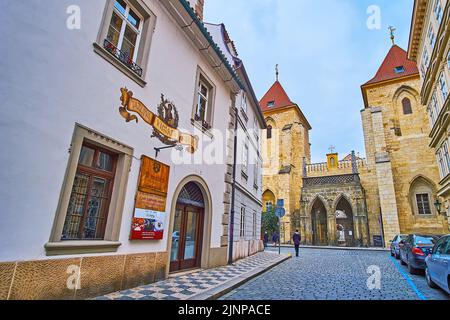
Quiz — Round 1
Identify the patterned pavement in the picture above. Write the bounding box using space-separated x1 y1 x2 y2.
94 251 286 300
221 247 450 300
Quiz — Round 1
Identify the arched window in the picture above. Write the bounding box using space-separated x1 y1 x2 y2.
402 98 413 115
267 125 272 139
409 176 435 216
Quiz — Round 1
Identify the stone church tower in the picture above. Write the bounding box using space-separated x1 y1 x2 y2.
260 80 311 242
360 44 448 245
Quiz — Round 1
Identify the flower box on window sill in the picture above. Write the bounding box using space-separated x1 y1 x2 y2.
191 118 213 138
93 42 146 88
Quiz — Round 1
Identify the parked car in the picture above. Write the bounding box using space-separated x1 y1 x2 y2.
425 235 450 294
399 234 440 275
390 234 408 259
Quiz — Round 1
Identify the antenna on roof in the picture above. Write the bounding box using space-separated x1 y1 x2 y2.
275 64 279 81
388 26 396 46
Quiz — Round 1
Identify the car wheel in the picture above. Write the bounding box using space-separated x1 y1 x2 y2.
425 267 438 289
408 263 418 275
395 251 400 259
390 250 394 257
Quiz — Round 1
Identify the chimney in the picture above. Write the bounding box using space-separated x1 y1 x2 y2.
194 0 204 21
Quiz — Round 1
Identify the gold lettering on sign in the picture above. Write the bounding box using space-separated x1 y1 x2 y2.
119 88 199 153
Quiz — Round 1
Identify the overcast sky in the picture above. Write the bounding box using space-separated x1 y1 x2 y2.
204 0 414 163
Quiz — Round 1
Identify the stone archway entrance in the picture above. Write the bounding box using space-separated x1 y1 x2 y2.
311 199 328 245
170 182 205 272
335 197 355 247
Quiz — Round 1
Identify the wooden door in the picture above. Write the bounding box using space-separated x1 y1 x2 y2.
170 205 204 272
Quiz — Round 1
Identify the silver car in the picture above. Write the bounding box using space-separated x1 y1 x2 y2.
425 235 450 294
390 234 408 259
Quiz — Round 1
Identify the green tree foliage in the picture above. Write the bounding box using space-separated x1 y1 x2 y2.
261 209 279 237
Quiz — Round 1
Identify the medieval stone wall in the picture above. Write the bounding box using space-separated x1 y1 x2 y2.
362 76 448 242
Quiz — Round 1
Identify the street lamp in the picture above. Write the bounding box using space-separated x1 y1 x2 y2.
434 199 448 218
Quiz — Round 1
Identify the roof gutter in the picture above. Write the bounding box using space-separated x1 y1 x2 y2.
236 63 267 128
168 0 244 92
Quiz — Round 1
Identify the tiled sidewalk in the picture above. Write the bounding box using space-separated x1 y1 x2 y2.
94 251 289 300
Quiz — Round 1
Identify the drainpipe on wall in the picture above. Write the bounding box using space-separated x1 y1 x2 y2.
228 105 239 265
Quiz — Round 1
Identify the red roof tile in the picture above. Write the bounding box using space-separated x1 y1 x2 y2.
363 45 419 86
259 81 294 112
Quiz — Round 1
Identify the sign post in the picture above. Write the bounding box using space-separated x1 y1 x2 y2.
275 199 285 255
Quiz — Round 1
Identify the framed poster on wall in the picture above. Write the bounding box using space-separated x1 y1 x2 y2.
130 156 170 240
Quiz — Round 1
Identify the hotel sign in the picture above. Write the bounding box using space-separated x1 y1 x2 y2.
130 156 170 241
119 88 199 153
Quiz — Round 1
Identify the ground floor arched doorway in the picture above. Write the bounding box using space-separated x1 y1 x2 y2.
170 182 205 272
311 199 328 245
335 197 354 247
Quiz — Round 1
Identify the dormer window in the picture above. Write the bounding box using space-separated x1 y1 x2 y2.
267 101 275 108
394 66 405 74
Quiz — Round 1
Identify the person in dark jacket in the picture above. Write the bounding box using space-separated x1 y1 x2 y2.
292 230 301 257
263 232 269 249
272 232 279 246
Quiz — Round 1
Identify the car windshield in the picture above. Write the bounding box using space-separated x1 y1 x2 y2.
399 235 407 240
414 236 436 245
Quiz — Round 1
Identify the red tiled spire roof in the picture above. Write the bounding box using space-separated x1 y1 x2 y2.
259 81 294 112
363 45 419 86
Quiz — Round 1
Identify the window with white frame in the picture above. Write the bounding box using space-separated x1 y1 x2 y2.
428 92 439 126
240 207 246 238
253 211 257 238
437 149 448 178
434 0 443 24
253 117 259 142
253 159 259 188
422 48 430 72
439 72 448 102
107 0 142 60
105 1 143 74
241 93 248 114
443 141 450 175
242 142 249 174
448 51 450 69
428 24 436 49
416 194 432 215
96 0 155 82
194 73 214 129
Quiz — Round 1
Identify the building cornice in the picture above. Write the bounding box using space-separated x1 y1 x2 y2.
418 4 450 104
408 0 428 61
429 97 450 148
263 104 312 130
360 74 420 108
159 0 244 94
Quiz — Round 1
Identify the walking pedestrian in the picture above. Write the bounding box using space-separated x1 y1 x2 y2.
292 229 301 257
263 231 269 249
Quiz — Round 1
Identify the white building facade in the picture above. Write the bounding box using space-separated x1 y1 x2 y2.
409 0 450 222
0 0 255 299
205 23 266 261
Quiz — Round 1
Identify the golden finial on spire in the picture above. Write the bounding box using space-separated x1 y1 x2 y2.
388 26 396 46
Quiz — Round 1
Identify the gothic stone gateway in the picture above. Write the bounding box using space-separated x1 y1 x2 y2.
296 173 370 247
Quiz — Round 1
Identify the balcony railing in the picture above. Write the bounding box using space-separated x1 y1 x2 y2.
103 39 143 77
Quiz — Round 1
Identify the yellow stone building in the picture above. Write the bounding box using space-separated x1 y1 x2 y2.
260 80 312 242
360 43 449 245
408 0 450 226
261 42 449 247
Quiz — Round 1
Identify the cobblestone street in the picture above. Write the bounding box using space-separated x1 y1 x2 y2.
221 248 450 300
